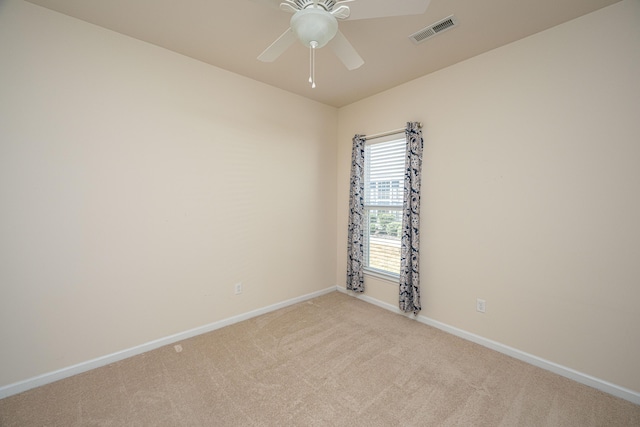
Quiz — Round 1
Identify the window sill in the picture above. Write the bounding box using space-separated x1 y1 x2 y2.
364 268 399 285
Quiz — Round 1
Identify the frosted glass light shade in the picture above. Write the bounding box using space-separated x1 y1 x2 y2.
290 8 338 48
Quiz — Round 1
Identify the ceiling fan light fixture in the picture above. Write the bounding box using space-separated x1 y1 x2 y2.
290 8 338 48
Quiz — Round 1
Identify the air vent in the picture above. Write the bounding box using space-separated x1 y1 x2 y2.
409 15 458 44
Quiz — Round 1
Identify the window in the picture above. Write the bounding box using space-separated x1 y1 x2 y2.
364 137 406 277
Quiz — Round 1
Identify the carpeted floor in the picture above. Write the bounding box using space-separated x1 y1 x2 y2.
1 291 639 426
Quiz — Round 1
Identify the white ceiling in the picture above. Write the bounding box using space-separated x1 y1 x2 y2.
25 0 620 108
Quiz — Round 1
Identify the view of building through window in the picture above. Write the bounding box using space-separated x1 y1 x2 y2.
364 138 405 277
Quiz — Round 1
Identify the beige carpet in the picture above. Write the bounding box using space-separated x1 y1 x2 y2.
1 291 638 426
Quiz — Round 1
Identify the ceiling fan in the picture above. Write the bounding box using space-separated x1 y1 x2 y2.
254 0 431 88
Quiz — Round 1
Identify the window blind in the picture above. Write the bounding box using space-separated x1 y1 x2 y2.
364 139 406 207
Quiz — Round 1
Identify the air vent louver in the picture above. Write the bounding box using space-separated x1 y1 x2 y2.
409 15 458 44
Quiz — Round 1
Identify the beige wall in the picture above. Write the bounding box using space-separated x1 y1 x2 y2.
337 0 640 393
0 0 337 387
1 0 639 397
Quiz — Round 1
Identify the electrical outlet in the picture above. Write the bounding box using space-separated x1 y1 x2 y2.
476 298 486 313
234 282 243 295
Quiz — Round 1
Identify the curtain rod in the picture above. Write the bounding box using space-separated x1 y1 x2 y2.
364 122 422 141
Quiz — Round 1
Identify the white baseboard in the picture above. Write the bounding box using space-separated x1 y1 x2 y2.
0 286 336 399
336 285 640 405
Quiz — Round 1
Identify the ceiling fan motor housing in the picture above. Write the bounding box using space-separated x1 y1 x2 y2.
290 8 338 48
293 0 338 11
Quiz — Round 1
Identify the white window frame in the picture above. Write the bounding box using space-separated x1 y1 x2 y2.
363 136 406 281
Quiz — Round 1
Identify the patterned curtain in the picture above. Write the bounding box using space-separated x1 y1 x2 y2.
399 122 424 314
346 134 366 293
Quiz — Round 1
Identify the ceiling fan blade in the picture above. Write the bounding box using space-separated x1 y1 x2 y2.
329 30 364 70
345 0 431 20
279 2 297 13
332 5 351 20
258 28 297 62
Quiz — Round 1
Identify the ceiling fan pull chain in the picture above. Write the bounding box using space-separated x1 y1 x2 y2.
309 40 318 88
309 44 313 85
312 45 316 88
